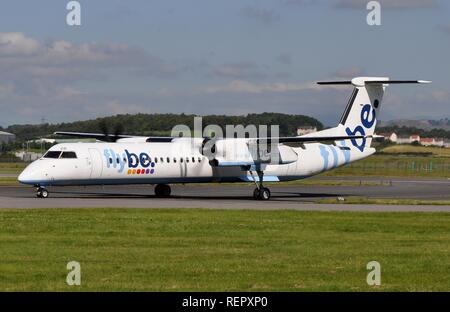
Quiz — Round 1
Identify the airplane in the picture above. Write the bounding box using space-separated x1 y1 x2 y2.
18 76 430 200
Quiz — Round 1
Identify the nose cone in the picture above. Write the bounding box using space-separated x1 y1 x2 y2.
17 161 47 185
18 167 36 185
17 170 29 184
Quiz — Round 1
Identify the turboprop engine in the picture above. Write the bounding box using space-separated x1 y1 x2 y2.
203 138 298 167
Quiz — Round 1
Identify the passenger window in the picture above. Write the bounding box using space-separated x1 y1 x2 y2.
174 158 177 163
180 158 183 163
167 157 170 163
155 158 158 163
186 157 189 163
43 151 62 159
198 157 202 162
109 158 113 164
192 157 195 163
160 157 163 163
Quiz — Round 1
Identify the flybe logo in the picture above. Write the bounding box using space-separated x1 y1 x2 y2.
103 149 156 175
345 104 376 152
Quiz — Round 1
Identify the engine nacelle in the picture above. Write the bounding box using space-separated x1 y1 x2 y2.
204 139 298 167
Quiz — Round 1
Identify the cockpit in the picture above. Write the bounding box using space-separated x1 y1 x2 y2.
43 151 78 159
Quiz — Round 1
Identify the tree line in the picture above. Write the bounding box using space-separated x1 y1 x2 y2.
2 112 323 141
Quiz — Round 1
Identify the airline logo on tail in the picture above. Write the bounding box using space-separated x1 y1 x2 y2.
345 103 376 152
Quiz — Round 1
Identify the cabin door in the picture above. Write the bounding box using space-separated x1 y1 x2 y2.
88 148 103 179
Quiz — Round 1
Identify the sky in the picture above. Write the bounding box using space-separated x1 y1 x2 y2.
0 0 449 127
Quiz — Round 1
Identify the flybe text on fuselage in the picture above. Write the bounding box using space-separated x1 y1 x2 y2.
103 148 156 175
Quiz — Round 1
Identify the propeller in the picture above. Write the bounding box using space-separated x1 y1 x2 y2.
98 120 124 142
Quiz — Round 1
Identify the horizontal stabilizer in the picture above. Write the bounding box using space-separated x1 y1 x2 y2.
317 77 431 87
365 80 431 85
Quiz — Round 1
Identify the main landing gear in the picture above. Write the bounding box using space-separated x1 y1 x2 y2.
250 169 271 200
154 184 171 198
36 187 49 198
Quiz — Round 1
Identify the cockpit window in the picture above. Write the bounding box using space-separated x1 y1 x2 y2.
60 151 77 159
43 151 62 159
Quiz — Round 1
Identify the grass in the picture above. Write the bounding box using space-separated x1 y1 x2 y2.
0 177 19 186
380 145 450 157
0 162 26 174
319 197 450 206
323 155 450 178
1 208 450 291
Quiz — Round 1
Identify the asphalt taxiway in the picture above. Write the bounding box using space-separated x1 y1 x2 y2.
0 177 449 211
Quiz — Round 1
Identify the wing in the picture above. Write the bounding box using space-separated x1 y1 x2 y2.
54 131 174 142
253 135 367 144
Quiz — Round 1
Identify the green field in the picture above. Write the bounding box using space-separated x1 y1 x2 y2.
380 145 450 157
0 162 26 174
323 155 449 178
324 145 450 178
1 208 449 291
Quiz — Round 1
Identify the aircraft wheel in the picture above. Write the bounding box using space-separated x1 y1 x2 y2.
253 187 270 200
37 187 49 198
155 184 171 197
259 187 271 200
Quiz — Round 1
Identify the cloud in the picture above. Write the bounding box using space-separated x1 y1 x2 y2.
0 32 189 125
0 32 41 56
0 32 182 97
242 6 280 25
334 0 438 9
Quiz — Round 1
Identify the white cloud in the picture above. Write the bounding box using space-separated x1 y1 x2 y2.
0 32 40 56
0 32 182 98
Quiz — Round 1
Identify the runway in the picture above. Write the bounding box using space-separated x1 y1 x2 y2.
0 177 449 211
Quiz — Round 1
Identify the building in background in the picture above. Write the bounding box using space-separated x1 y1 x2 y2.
444 140 450 148
0 131 16 143
410 134 420 143
420 137 444 147
14 151 42 162
378 132 398 142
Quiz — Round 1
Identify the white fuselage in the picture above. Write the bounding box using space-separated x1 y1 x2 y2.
18 138 375 186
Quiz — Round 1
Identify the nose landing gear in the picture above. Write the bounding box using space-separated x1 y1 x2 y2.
36 187 49 198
